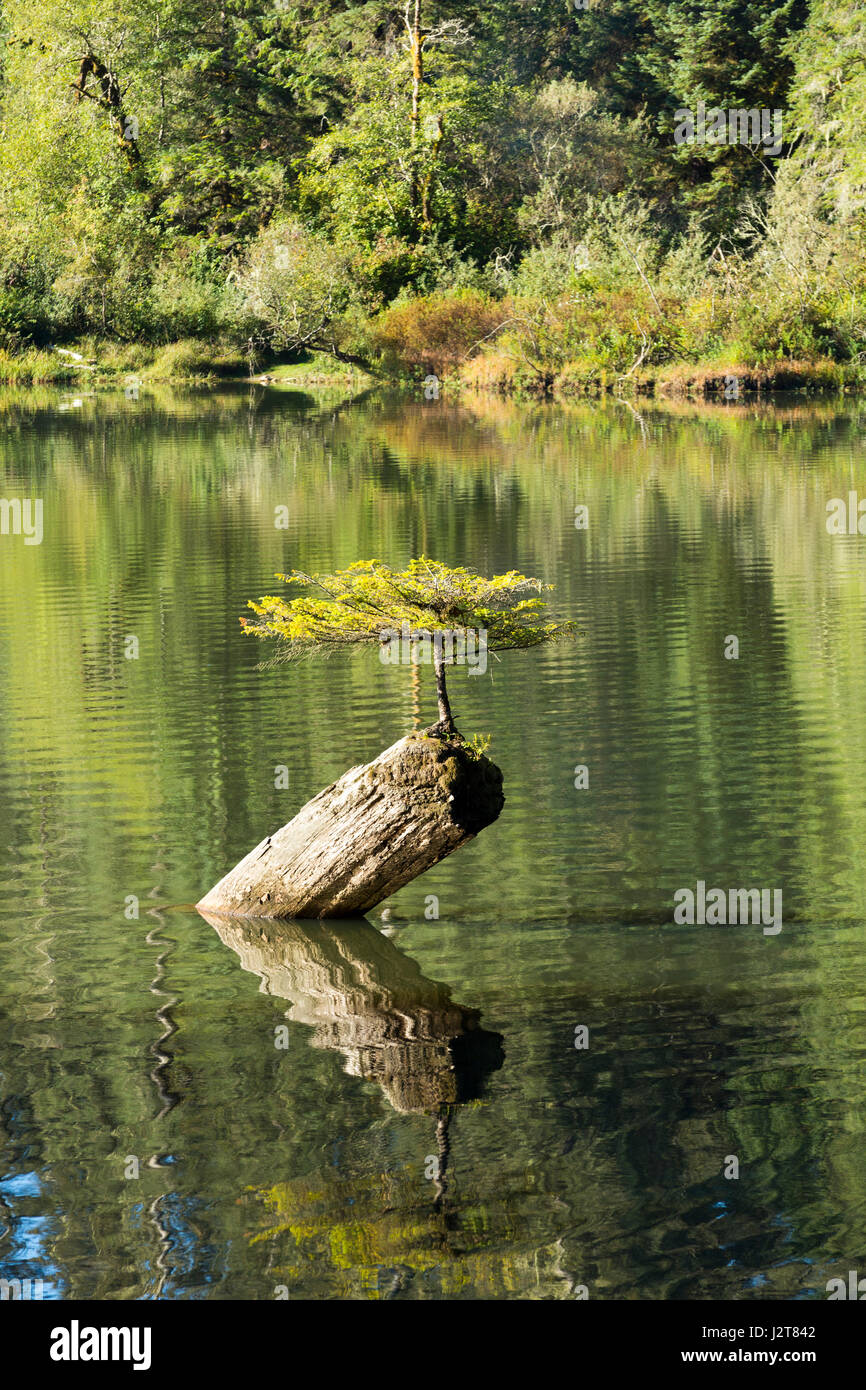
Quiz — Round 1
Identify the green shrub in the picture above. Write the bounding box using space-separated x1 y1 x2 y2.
144 340 245 380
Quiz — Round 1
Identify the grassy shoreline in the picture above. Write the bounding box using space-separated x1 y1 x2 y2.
0 341 859 400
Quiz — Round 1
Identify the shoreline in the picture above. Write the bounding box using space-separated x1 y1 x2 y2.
0 347 858 400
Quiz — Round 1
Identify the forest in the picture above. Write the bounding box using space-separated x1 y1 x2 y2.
0 0 864 390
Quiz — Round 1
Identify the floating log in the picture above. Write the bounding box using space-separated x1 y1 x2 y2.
200 911 504 1113
197 730 504 920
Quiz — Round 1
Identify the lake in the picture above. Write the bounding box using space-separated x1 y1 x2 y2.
1 384 865 1300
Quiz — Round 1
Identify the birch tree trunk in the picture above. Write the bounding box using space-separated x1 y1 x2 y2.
197 729 504 919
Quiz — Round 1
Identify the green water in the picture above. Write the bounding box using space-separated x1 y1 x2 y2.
1 385 866 1300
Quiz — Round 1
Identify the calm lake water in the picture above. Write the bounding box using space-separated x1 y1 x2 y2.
1 384 866 1300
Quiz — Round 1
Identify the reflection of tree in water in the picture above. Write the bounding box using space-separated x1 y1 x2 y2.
200 911 504 1117
200 911 528 1295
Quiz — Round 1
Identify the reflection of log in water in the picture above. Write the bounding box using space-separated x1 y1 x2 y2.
199 911 504 1114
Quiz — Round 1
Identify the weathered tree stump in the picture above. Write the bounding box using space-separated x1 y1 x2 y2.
197 729 504 919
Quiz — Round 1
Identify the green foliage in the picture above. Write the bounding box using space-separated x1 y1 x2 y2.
143 340 246 379
466 732 492 761
782 0 866 220
0 251 55 347
242 558 576 659
0 0 863 376
236 218 363 358
637 0 809 225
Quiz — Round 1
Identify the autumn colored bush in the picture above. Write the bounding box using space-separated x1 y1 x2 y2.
370 291 506 375
459 351 519 393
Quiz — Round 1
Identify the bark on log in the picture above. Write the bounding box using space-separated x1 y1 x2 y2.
197 729 504 919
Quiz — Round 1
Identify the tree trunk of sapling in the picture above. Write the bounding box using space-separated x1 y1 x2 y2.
434 649 456 736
